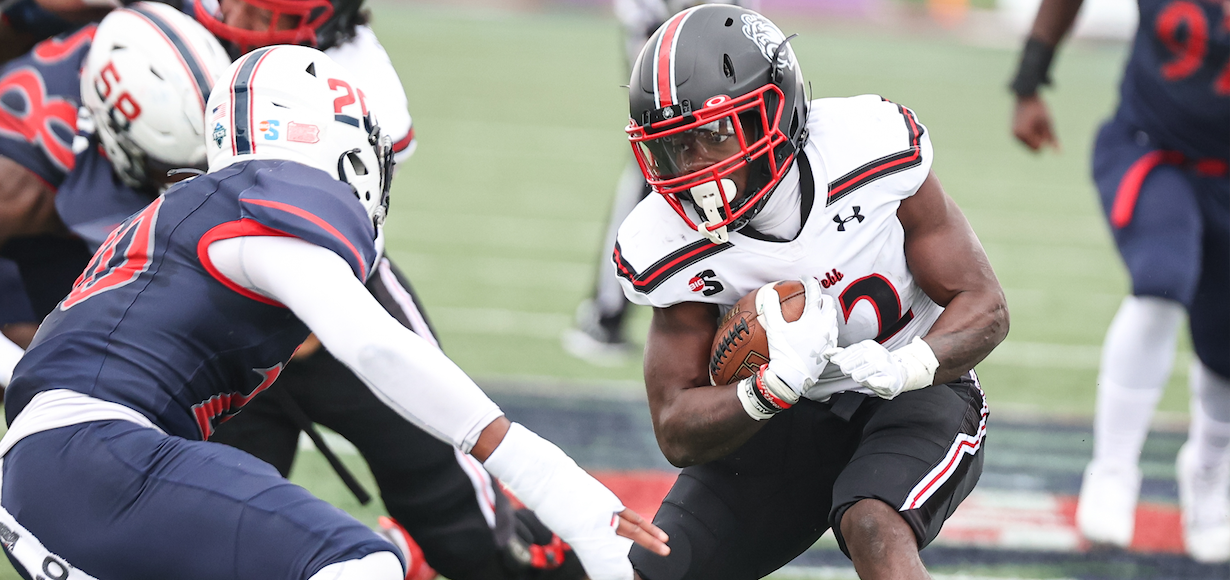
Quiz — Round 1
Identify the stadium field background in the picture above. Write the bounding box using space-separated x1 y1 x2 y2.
0 2 1206 579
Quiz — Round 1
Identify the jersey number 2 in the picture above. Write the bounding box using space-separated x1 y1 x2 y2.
838 274 914 344
61 198 164 310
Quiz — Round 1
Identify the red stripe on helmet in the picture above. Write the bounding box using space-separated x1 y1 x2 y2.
653 10 692 109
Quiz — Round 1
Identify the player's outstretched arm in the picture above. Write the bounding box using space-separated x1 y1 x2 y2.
1009 0 1084 151
898 171 1008 385
206 235 667 579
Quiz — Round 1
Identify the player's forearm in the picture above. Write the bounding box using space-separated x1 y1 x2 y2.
922 288 1008 385
213 236 505 453
648 381 765 466
1029 0 1084 46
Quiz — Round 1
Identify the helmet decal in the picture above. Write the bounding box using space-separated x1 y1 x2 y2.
206 45 393 257
228 46 274 155
129 4 213 109
82 2 232 191
740 13 794 72
651 8 695 109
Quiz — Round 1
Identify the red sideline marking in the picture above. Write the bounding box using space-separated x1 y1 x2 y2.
591 470 678 519
1056 496 1185 554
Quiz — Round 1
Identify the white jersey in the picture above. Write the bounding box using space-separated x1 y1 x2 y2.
614 95 942 401
325 26 417 164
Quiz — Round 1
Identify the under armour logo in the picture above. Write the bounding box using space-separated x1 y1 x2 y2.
833 206 864 231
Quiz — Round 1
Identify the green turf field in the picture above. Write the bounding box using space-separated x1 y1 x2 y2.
0 4 1194 579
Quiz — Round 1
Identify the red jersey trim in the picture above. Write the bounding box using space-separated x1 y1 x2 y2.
826 102 926 206
613 238 731 294
239 197 368 280
196 219 292 308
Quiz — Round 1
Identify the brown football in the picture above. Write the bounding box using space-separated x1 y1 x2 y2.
709 280 806 385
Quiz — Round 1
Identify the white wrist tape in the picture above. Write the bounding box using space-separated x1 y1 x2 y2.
483 423 632 580
736 366 799 421
0 333 24 389
896 336 940 393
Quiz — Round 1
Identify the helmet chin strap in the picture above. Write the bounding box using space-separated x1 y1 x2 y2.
690 178 736 244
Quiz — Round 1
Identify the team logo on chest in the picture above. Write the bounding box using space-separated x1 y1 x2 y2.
833 206 864 231
688 269 725 296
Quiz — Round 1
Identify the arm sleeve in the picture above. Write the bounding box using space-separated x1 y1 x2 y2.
207 235 503 452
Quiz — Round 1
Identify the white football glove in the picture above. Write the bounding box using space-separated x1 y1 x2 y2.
825 336 940 400
483 423 634 580
755 277 839 397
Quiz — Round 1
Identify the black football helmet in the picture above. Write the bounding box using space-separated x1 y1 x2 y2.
193 0 365 53
627 4 807 243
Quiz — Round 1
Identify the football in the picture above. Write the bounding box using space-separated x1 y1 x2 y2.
709 280 806 385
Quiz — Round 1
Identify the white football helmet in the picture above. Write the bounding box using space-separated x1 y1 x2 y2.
80 2 232 192
205 45 392 247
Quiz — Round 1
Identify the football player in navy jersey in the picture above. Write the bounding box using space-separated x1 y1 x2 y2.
0 3 230 387
0 1 591 577
1009 0 1230 562
188 2 595 578
612 6 1006 580
1 45 668 580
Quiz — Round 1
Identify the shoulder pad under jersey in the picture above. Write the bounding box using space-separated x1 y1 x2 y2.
236 160 378 281
807 95 933 206
613 194 732 308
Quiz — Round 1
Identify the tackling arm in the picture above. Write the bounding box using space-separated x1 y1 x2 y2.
207 235 669 579
643 301 768 467
898 171 1008 385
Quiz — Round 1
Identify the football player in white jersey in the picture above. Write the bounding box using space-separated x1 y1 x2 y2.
563 0 757 365
612 6 1008 580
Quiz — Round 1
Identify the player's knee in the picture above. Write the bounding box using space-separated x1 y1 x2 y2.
838 499 916 557
308 550 404 580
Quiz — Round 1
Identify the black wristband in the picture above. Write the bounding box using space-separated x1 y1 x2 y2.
1009 37 1056 97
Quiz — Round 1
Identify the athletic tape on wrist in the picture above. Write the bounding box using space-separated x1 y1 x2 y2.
896 337 940 393
736 366 798 420
482 423 633 580
1009 37 1056 97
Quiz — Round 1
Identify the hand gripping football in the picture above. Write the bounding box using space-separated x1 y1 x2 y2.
709 280 806 385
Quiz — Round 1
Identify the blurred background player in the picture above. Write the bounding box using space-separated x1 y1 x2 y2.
0 1 589 578
0 44 667 580
614 6 1004 579
0 3 230 387
1008 0 1229 563
561 0 755 366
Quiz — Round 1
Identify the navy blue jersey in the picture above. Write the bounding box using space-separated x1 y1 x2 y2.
0 25 95 187
6 159 378 441
56 137 158 251
1118 0 1230 159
